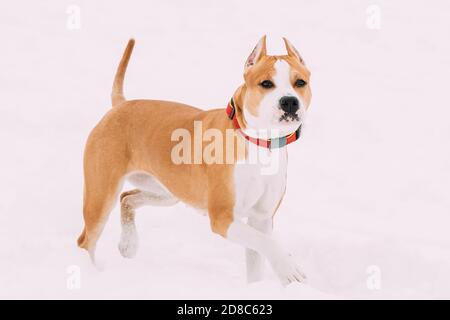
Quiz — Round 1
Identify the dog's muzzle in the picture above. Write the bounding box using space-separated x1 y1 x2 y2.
279 96 300 122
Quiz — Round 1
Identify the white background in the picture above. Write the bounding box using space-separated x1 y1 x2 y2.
1 0 449 299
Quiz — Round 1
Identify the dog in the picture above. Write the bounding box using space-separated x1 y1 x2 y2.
77 36 312 285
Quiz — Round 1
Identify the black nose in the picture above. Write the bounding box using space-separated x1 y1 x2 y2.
279 96 299 114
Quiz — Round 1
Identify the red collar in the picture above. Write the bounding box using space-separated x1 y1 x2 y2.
226 98 301 149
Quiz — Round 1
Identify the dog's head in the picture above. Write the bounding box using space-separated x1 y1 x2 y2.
234 36 311 137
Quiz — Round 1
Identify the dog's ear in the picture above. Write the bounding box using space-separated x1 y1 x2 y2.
244 35 267 70
283 37 305 65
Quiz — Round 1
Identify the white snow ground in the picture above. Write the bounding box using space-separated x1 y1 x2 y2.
1 0 450 299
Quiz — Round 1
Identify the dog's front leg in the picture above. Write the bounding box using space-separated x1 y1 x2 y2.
245 217 272 283
208 203 306 286
226 220 306 286
207 167 305 286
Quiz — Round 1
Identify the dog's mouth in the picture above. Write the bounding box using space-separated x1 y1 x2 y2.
279 112 300 123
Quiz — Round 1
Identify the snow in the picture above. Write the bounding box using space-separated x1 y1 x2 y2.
1 0 449 299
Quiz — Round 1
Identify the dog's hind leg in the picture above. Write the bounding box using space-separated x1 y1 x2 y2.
118 186 178 258
78 171 124 265
77 135 127 265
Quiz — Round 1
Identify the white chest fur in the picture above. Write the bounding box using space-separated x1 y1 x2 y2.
233 142 288 220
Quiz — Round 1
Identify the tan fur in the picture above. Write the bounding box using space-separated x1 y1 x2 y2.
111 39 135 106
78 101 240 256
78 37 311 259
120 189 140 226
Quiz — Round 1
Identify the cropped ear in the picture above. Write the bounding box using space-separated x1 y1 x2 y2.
283 37 305 64
245 35 267 70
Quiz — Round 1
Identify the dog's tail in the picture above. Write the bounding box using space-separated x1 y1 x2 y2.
111 38 135 107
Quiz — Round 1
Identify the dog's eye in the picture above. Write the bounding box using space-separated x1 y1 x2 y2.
259 80 274 89
295 79 307 88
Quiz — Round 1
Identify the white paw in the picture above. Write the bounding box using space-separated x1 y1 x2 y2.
270 254 307 286
118 225 139 258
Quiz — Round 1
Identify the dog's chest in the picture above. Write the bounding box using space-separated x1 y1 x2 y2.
232 146 288 219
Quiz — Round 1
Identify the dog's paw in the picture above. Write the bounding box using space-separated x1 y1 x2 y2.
118 226 139 258
270 254 307 286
